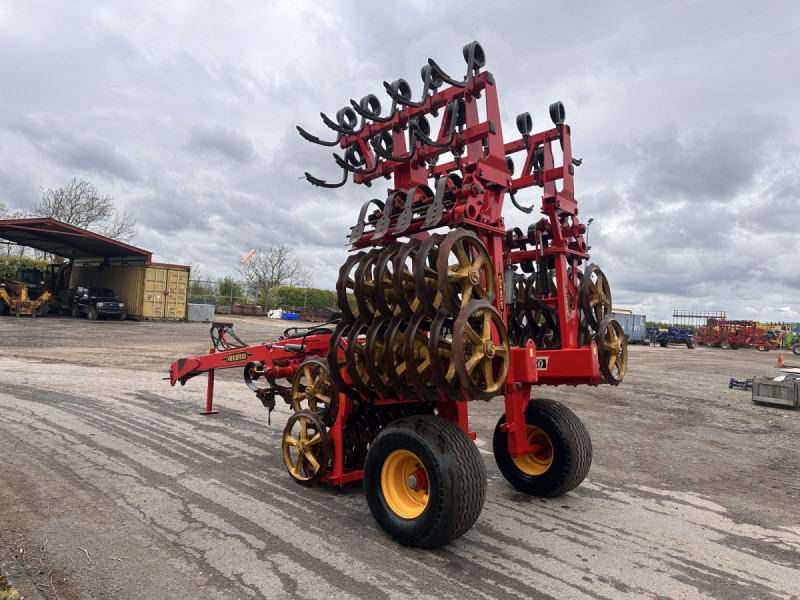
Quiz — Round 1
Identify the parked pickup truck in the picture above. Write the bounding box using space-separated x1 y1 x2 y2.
72 286 126 321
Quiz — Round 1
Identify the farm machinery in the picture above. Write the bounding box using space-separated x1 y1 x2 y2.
0 277 51 317
646 326 697 349
0 263 71 316
755 326 800 355
169 42 627 547
700 319 768 350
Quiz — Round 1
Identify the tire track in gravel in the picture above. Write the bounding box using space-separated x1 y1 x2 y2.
2 378 621 599
2 382 565 599
1 389 396 599
28 382 604 599
20 383 664 599
479 483 800 599
2 357 800 599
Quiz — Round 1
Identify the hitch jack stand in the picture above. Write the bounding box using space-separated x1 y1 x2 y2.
200 348 219 415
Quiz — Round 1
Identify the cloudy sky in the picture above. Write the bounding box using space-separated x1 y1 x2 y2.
1 1 799 322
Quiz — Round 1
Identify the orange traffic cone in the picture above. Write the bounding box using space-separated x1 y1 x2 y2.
777 354 784 367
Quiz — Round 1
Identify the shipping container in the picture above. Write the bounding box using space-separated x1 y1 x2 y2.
611 311 647 344
70 263 189 320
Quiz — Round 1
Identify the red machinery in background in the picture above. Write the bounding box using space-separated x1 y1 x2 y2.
170 42 627 548
700 319 768 349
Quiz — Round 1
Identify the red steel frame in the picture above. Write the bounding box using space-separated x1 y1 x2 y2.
170 63 602 485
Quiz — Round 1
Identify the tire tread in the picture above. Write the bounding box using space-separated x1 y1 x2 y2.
365 415 486 548
493 398 592 497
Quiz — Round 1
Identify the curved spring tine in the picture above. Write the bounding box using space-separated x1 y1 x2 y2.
381 64 441 109
296 125 341 147
349 98 398 123
304 167 348 188
427 42 485 90
423 174 462 228
382 79 430 109
411 99 463 149
508 189 535 214
410 111 456 149
372 191 401 240
333 152 381 175
409 121 449 149
370 133 419 163
349 198 385 243
395 184 433 234
320 111 367 136
427 58 469 88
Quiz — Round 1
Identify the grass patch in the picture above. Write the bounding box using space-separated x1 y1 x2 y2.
0 575 20 600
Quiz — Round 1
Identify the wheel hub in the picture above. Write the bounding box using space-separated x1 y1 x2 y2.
406 467 428 491
304 387 313 399
484 340 496 358
468 268 481 285
511 425 554 476
381 450 430 518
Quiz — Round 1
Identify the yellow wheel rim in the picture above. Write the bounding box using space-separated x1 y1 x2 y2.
512 425 554 476
381 450 429 519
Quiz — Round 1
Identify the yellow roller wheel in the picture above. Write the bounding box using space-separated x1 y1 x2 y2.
381 449 429 519
290 357 338 425
452 299 511 400
282 409 330 487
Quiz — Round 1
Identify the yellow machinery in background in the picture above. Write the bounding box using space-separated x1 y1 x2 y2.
0 279 51 316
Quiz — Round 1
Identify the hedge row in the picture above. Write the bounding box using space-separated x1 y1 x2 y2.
267 285 338 313
0 256 49 279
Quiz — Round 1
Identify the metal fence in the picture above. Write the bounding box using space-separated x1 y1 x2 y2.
187 279 340 317
187 279 250 313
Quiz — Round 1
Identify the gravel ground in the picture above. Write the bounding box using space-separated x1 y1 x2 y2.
1 315 798 599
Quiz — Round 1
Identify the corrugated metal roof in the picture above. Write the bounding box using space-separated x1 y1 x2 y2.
0 218 152 264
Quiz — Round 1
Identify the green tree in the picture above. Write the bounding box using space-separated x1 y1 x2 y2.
0 256 48 279
217 276 243 306
189 278 217 299
266 285 336 312
238 245 311 310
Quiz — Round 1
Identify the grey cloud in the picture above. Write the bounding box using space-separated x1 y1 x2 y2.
1 115 140 182
133 191 211 232
622 113 779 205
2 1 800 322
0 161 39 210
186 126 256 164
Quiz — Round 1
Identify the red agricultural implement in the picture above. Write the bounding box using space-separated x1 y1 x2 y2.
169 42 627 547
700 319 768 350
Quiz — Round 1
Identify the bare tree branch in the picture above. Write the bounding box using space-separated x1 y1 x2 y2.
0 202 31 257
237 245 312 309
33 178 136 242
